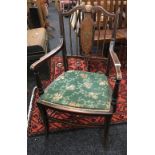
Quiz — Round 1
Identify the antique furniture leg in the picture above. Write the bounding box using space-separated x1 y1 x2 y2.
112 79 121 113
37 102 49 136
34 70 44 95
103 115 112 145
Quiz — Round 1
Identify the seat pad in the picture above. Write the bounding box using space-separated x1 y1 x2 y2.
39 70 112 110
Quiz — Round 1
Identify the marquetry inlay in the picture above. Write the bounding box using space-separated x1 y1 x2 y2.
80 14 94 55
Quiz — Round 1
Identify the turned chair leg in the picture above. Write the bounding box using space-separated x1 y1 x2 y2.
103 115 112 146
37 102 49 137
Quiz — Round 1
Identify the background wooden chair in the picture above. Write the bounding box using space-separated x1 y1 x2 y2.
80 0 127 67
70 0 127 41
30 2 122 146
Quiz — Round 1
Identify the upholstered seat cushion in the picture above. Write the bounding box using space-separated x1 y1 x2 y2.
39 70 112 111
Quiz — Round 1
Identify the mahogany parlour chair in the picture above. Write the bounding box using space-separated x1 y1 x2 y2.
30 2 122 145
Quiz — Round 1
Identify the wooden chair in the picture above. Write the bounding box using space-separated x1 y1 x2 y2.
30 2 122 145
81 0 127 67
73 0 127 41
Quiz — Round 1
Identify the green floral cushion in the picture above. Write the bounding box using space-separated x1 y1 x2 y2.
39 70 112 110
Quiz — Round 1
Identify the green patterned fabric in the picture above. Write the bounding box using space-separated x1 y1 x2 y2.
39 70 112 110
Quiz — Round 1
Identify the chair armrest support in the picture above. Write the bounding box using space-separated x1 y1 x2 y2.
30 38 64 96
30 38 64 71
109 40 122 112
109 40 122 80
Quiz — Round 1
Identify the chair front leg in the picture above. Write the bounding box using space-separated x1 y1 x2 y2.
103 115 112 146
37 102 49 137
34 70 44 95
112 79 121 112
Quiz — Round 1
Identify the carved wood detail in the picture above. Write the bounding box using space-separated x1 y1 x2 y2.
80 14 94 55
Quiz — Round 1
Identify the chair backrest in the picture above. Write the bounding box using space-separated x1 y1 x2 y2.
59 2 119 59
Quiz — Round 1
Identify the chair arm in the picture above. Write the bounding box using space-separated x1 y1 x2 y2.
109 40 122 80
30 38 64 71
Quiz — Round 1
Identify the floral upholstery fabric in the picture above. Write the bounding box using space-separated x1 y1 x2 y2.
39 70 112 110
